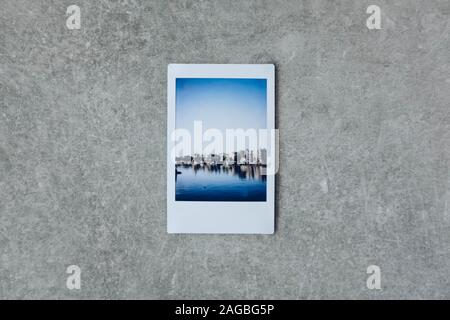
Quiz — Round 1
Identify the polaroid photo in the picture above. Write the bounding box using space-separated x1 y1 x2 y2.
167 64 276 234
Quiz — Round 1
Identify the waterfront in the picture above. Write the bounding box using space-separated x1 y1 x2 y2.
175 164 266 201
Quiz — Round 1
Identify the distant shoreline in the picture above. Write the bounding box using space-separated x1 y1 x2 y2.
175 162 267 167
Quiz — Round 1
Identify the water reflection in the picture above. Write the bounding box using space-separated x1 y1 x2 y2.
185 164 267 180
175 164 267 202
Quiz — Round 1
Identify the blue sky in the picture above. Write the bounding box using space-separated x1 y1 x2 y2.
176 78 267 132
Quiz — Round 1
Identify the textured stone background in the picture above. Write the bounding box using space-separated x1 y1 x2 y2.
0 0 449 299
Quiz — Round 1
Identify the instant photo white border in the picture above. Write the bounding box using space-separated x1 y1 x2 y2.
167 64 275 234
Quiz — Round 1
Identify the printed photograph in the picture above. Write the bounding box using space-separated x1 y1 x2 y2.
175 78 267 201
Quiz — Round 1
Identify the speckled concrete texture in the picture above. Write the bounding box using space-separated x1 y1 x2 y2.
0 0 449 299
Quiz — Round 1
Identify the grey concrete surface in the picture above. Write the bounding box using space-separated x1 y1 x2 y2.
0 0 449 299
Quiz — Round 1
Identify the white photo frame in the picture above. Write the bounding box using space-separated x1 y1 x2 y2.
167 64 275 234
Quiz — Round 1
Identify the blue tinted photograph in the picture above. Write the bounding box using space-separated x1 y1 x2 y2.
175 78 267 202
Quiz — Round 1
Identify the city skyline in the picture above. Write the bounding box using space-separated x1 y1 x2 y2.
175 148 267 166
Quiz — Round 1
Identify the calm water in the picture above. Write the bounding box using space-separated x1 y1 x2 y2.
175 164 267 201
